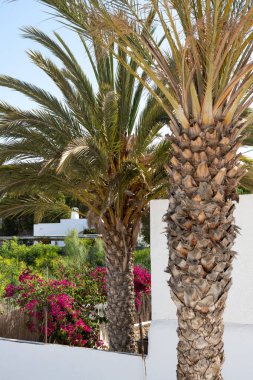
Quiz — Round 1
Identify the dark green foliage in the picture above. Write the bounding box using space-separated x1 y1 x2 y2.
86 239 105 267
0 215 34 236
141 211 150 246
237 187 251 195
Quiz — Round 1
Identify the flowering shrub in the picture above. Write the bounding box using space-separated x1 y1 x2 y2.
90 267 107 295
4 264 151 347
5 269 106 348
133 265 151 306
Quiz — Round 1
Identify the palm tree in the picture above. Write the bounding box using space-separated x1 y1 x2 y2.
29 1 253 378
0 28 170 352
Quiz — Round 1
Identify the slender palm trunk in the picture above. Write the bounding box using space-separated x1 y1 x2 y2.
165 120 244 379
102 226 137 353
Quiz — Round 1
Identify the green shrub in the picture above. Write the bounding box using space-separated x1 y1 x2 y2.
64 231 105 268
25 243 60 271
134 248 151 271
86 238 105 267
0 238 28 261
34 250 62 272
0 257 26 296
63 231 149 270
63 230 88 265
0 239 60 272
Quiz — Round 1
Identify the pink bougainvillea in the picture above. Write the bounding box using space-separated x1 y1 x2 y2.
5 264 151 347
5 283 17 297
133 265 151 306
4 269 104 348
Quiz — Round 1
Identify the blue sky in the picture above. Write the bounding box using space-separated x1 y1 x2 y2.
0 0 96 108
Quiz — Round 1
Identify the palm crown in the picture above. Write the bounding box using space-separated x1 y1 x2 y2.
0 27 169 226
33 0 253 129
0 26 171 352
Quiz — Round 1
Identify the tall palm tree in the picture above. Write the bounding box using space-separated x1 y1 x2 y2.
30 0 253 378
0 28 170 352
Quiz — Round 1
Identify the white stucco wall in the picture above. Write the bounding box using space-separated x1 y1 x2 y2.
2 323 253 380
150 195 253 324
0 338 144 380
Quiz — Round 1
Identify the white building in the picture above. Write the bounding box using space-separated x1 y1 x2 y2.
33 209 89 246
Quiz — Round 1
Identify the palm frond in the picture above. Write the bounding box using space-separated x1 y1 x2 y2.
0 194 71 220
240 156 253 192
35 0 253 129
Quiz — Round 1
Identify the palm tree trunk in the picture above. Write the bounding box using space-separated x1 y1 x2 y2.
165 120 245 379
103 226 136 353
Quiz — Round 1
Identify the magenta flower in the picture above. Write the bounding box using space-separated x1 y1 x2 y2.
4 284 16 297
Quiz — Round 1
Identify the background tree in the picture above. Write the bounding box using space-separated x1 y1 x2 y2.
0 215 34 236
0 28 169 352
29 1 253 378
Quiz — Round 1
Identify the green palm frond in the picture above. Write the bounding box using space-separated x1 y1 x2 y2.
243 110 253 146
0 75 72 118
23 27 96 103
0 193 71 221
34 0 253 130
0 28 170 226
240 157 253 192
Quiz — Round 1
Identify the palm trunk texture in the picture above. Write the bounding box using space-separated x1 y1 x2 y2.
165 120 244 379
103 227 136 353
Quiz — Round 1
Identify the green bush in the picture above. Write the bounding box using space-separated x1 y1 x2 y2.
63 231 149 270
0 234 106 297
0 239 60 271
64 231 105 268
63 230 88 263
86 238 105 267
0 257 26 296
0 239 28 261
134 248 151 271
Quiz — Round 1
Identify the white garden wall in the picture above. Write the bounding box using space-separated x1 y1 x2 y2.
0 338 144 380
